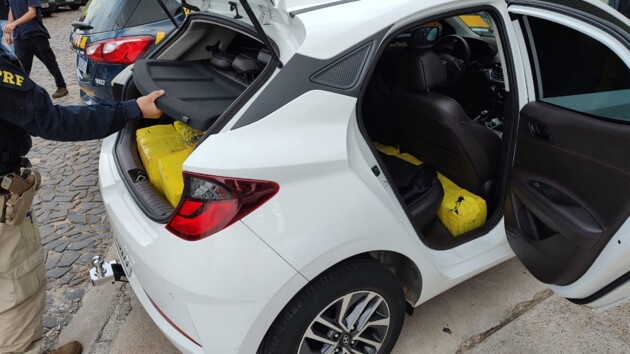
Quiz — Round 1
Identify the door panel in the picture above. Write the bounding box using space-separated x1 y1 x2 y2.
506 102 630 286
506 1 630 306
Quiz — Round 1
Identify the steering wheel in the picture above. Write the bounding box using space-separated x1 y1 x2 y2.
432 35 471 86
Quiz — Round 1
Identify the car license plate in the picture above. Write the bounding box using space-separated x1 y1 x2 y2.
41 2 49 8
78 54 88 74
66 0 73 2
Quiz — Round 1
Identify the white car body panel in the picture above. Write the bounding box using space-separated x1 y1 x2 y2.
99 0 630 352
100 135 309 352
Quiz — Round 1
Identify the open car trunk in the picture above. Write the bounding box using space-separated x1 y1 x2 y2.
113 14 274 221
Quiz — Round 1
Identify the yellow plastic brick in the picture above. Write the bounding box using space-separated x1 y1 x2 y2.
136 125 188 193
174 121 205 147
158 148 193 207
436 175 486 236
375 143 486 236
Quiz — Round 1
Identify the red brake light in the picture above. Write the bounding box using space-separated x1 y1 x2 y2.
85 36 153 65
166 173 279 241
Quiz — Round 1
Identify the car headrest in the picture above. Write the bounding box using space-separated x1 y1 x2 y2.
397 50 447 91
257 49 272 66
210 51 236 70
232 54 263 75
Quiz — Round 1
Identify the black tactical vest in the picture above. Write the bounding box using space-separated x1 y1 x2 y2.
0 120 31 175
0 46 33 175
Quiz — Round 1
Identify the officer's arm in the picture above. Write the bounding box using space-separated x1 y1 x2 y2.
26 85 144 141
3 7 36 34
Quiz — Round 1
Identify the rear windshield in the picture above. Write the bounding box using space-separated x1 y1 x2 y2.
78 0 181 34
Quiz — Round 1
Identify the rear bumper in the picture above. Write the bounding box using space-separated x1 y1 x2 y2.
98 134 307 353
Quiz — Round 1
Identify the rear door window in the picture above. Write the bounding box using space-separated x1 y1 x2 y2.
77 0 141 34
524 16 630 122
126 0 182 28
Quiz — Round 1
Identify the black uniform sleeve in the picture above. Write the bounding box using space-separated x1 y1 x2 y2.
1 49 143 141
2 83 142 142
25 85 142 141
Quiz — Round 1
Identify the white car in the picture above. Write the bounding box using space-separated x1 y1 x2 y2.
96 0 630 352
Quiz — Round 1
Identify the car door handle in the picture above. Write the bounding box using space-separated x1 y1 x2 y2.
528 121 552 141
512 179 602 248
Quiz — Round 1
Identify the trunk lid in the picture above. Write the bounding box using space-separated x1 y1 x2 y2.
181 0 290 68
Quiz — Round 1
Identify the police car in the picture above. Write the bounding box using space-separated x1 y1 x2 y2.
69 0 183 105
96 0 630 352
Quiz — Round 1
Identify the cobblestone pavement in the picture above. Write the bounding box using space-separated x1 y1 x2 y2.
24 8 112 351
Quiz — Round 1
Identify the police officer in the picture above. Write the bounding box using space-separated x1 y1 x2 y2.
0 44 164 354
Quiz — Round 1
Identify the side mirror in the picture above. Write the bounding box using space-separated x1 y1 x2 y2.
412 26 440 44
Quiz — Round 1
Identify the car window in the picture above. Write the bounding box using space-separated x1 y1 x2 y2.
460 13 495 37
77 0 141 33
524 16 630 122
127 0 182 28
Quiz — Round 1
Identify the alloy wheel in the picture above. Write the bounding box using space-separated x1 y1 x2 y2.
298 290 391 354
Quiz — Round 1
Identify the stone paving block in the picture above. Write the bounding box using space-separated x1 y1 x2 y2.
46 252 62 270
41 201 58 210
58 251 81 267
52 201 80 211
67 214 88 225
48 210 68 222
44 239 66 251
57 273 74 286
64 289 84 301
63 228 81 238
59 175 78 187
41 232 62 246
68 278 84 287
43 316 57 329
67 239 94 251
47 267 71 279
75 254 95 265
54 242 70 253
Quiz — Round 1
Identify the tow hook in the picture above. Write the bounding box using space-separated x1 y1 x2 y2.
89 255 129 286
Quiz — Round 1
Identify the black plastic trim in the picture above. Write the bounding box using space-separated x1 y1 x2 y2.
289 0 360 18
232 28 389 130
568 270 630 305
113 119 175 223
356 5 521 250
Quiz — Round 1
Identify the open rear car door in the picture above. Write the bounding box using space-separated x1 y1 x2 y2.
506 0 630 309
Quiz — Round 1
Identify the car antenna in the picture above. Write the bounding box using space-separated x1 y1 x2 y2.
155 0 180 29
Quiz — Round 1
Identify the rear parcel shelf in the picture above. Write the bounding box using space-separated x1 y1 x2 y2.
133 59 248 131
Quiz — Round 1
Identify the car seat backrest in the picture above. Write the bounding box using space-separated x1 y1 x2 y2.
210 51 236 70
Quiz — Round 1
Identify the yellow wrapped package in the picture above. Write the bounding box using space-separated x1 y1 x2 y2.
158 148 193 207
136 125 188 193
375 143 486 236
436 175 486 236
174 121 204 146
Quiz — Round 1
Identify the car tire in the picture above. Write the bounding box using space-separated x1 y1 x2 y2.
261 259 406 354
70 4 80 9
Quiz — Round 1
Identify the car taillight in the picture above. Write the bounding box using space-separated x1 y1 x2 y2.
166 173 279 241
85 36 153 65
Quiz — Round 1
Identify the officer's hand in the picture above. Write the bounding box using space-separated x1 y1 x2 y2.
3 23 15 35
136 90 165 119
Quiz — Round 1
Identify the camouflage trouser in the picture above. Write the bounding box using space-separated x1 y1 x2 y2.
0 207 45 354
